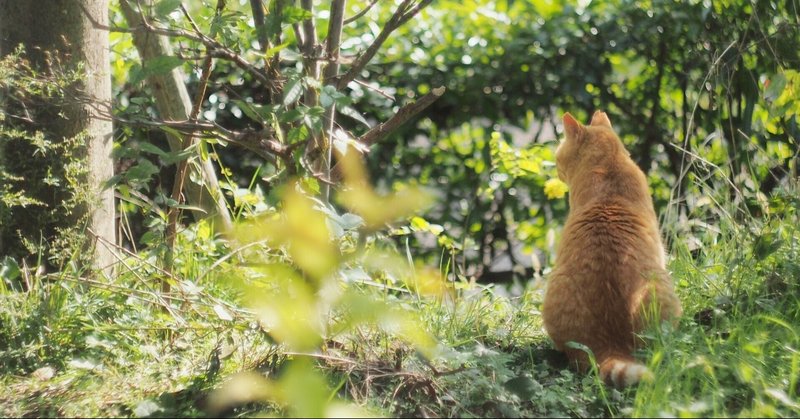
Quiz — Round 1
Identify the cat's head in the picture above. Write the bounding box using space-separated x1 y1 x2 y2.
555 111 627 184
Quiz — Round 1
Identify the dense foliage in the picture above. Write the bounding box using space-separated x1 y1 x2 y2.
1 0 799 417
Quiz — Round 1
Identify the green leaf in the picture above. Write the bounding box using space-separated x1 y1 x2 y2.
128 63 145 85
753 232 783 260
287 125 309 143
161 147 196 165
280 108 305 124
0 256 20 282
125 160 160 181
142 55 184 78
339 106 371 128
234 100 275 123
138 143 168 157
154 0 182 17
159 125 183 140
504 376 543 400
320 85 346 108
266 42 290 59
283 78 304 106
198 139 209 162
282 6 313 24
765 73 787 102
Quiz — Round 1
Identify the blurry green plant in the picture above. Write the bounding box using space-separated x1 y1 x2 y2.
208 148 444 416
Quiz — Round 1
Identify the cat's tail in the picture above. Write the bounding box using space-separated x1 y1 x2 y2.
598 353 653 387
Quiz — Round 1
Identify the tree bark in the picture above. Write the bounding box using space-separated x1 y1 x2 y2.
120 0 233 233
0 0 116 274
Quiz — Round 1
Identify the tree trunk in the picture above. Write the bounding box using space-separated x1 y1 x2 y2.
0 0 116 274
120 0 233 233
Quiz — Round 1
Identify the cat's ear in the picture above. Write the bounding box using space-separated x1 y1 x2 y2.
590 111 613 128
562 112 583 138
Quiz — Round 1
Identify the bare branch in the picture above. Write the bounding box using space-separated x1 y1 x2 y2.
164 3 221 292
352 79 395 101
358 86 445 146
321 0 347 200
250 0 269 50
335 0 433 90
266 0 286 87
293 23 306 50
325 1 347 80
300 0 320 107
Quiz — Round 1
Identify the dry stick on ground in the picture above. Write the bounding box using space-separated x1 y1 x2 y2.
335 0 433 90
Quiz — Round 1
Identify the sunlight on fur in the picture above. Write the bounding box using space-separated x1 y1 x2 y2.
543 111 682 388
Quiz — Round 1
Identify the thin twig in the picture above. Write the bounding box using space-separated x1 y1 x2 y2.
335 0 433 90
353 79 395 101
343 0 379 25
86 1 273 89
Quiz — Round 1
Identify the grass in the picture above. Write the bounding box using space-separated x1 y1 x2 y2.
1 186 799 417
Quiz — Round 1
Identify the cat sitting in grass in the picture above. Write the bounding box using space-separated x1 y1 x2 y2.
543 111 682 387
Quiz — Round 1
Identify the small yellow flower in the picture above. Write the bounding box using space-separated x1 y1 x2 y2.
544 178 569 199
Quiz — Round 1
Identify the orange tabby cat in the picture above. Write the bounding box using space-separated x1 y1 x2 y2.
542 111 682 387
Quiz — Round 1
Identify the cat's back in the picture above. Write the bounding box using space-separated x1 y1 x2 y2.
556 197 661 286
